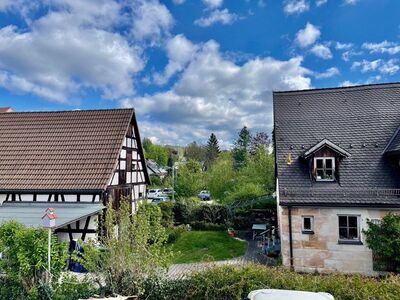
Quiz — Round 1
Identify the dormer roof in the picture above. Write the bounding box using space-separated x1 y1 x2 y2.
383 126 400 155
302 139 351 159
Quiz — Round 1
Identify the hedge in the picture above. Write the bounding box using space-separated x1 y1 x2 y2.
141 264 400 300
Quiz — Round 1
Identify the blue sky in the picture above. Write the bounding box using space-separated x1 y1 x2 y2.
0 0 399 147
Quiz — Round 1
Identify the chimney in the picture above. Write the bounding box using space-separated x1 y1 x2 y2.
0 107 15 113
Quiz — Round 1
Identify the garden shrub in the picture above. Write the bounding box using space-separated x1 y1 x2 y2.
190 221 227 231
173 198 198 224
223 183 265 204
139 264 400 300
80 199 171 297
364 213 400 272
158 201 175 227
167 224 187 243
193 204 230 224
0 221 68 294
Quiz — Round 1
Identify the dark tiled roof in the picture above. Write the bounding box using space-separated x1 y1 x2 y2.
274 82 400 207
0 109 134 191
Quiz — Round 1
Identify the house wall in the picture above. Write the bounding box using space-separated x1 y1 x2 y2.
279 206 399 275
56 215 98 242
0 193 101 202
108 122 147 210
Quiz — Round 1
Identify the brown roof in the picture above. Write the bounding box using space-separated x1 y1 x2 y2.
0 109 136 192
0 107 15 113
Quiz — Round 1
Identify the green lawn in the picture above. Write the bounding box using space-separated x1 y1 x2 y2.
169 231 247 264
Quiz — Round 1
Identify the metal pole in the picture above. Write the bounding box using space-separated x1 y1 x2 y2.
172 165 175 201
48 228 51 283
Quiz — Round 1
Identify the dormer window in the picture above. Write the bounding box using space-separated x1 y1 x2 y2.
302 139 351 183
314 157 335 181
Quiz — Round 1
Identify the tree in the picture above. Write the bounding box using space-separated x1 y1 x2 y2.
206 152 236 200
205 133 220 170
250 132 270 155
174 159 204 198
142 138 169 166
232 126 251 169
364 213 400 272
185 141 206 163
81 199 171 296
238 146 275 194
142 137 153 153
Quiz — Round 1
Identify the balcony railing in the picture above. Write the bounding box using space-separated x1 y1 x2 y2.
282 188 400 198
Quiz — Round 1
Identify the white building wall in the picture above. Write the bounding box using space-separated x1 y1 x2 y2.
57 215 98 242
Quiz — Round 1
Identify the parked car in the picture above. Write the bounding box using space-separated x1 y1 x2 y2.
152 195 169 205
162 187 175 195
247 289 334 300
198 190 211 201
147 189 162 199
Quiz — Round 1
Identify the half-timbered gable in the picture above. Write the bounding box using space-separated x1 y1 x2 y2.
0 108 150 242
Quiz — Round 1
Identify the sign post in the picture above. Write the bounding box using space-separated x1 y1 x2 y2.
42 208 57 284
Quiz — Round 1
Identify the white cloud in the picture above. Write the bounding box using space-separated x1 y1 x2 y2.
284 0 310 15
121 40 312 146
310 44 332 59
335 42 353 50
295 23 320 48
314 67 339 79
379 59 400 75
0 0 176 102
351 59 399 75
340 80 358 87
202 0 223 9
316 0 327 7
131 0 174 43
258 0 267 7
343 0 358 5
352 59 382 73
153 34 198 85
362 40 400 55
194 8 238 27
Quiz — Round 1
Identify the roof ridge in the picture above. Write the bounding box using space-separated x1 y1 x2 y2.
2 108 135 114
273 81 400 95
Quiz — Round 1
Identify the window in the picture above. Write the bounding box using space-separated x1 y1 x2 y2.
314 157 335 181
338 215 361 243
302 216 314 234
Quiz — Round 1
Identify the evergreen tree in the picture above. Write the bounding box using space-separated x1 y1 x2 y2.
205 133 220 170
233 126 251 169
250 132 270 155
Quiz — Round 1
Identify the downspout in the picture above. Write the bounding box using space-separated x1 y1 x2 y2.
288 205 294 270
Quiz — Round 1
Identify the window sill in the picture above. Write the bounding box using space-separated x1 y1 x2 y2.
338 240 363 245
302 230 314 235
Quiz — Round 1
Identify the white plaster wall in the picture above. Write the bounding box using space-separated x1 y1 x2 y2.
56 215 98 242
279 206 399 275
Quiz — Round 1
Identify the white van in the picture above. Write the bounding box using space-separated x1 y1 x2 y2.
248 289 334 300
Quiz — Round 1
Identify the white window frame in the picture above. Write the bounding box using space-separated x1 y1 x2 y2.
314 157 335 182
338 215 361 242
302 216 314 233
